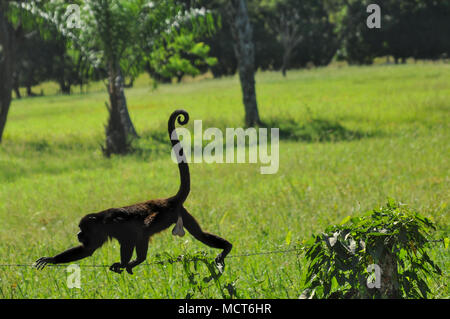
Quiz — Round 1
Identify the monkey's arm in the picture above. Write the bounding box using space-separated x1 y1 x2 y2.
124 240 149 274
35 245 94 269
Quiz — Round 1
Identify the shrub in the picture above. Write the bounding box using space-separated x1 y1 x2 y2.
301 199 443 299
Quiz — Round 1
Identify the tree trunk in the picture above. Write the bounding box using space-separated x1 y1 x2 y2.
378 250 400 298
26 85 37 97
12 70 21 99
59 80 71 95
115 69 138 138
13 87 21 99
228 0 261 127
103 62 138 156
281 47 292 77
0 4 15 143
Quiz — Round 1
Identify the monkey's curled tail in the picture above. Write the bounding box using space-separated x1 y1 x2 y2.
168 110 190 237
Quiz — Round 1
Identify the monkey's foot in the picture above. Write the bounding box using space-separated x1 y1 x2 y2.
109 262 124 274
125 265 134 275
172 216 185 237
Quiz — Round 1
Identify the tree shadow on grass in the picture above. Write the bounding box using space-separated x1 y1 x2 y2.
1 115 381 182
262 117 380 143
130 115 382 162
130 129 171 161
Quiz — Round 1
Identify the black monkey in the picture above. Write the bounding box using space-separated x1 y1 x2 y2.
34 110 232 274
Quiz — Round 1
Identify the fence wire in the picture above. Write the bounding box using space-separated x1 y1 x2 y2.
0 238 444 269
0 247 305 269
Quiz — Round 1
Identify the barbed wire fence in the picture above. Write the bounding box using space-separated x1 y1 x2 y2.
0 239 445 269
0 247 305 269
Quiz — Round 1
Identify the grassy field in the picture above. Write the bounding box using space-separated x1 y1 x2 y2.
0 64 448 298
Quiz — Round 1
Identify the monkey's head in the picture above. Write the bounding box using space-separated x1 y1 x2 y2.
77 214 107 247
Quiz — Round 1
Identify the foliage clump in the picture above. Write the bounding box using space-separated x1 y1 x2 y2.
302 199 443 299
154 251 238 299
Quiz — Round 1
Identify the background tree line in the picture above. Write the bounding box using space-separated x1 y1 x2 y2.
1 0 449 154
202 0 450 77
7 0 450 95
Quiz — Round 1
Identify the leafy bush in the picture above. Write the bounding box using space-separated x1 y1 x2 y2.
301 199 443 299
153 251 238 299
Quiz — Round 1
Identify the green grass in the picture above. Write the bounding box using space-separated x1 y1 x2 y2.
0 64 449 298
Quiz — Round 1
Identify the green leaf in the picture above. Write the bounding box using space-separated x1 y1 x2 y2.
366 232 391 237
417 279 430 298
340 216 351 225
387 197 397 209
444 238 449 249
285 230 292 246
305 242 322 260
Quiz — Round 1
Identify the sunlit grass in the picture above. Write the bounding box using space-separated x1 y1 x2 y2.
0 63 448 298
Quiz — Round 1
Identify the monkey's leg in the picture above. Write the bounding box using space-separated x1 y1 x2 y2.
182 209 232 264
110 241 135 274
125 239 149 274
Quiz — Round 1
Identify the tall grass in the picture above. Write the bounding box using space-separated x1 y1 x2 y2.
0 64 448 298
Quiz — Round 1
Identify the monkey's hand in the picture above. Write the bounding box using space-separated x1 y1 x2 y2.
34 257 55 270
109 262 124 274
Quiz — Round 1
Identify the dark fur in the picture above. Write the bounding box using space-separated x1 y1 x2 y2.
35 110 232 274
